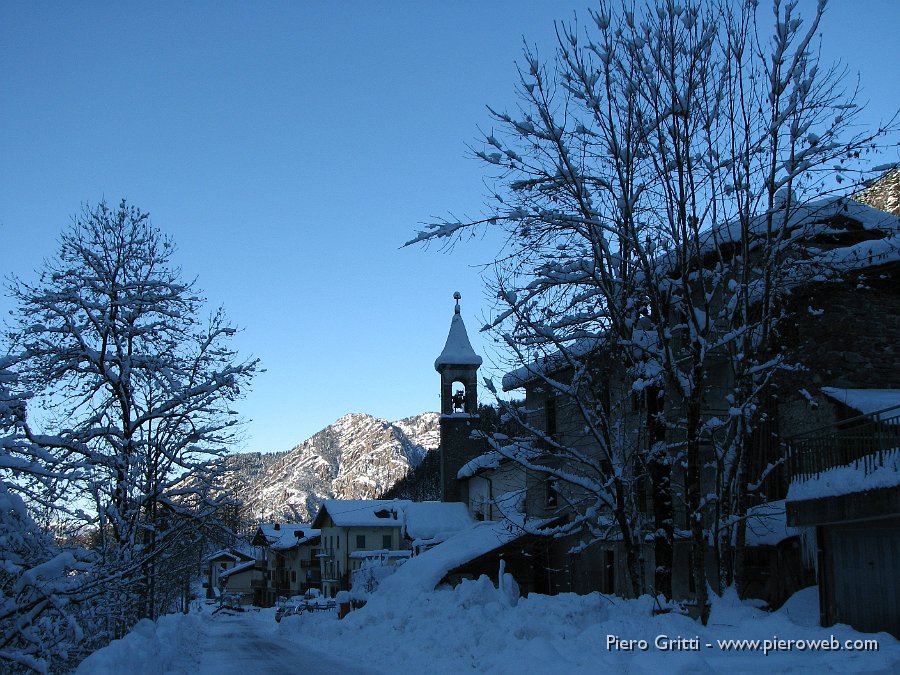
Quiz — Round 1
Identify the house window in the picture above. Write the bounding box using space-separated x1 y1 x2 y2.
545 395 557 442
356 534 366 549
336 536 340 549
545 478 558 507
382 534 392 549
291 570 296 583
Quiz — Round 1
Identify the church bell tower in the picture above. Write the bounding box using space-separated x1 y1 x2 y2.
435 292 484 502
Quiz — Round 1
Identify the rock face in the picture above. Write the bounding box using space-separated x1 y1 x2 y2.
231 412 440 523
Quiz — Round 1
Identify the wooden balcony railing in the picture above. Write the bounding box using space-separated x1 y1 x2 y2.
786 404 900 484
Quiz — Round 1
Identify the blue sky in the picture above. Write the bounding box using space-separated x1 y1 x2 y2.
2 1 897 454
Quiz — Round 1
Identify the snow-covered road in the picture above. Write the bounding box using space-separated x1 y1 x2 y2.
75 606 382 675
167 609 379 675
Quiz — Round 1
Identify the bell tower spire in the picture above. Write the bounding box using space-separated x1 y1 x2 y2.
435 292 484 502
435 291 482 415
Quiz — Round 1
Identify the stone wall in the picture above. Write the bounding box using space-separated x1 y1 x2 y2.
777 273 900 438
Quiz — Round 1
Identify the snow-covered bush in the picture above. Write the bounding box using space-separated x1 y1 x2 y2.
350 557 402 601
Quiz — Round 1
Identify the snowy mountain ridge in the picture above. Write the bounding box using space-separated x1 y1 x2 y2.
857 167 900 217
230 412 440 523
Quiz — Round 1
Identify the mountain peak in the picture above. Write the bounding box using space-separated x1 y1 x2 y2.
230 411 440 524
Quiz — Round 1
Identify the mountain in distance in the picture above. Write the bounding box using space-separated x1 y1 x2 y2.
856 167 900 216
229 412 440 524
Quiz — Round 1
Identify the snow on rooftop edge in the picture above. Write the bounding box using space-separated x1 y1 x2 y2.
314 499 474 541
457 451 503 479
501 198 899 389
821 388 900 418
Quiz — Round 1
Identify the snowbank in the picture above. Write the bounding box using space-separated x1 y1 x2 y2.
74 611 204 675
375 519 529 596
280 580 900 674
77 582 900 674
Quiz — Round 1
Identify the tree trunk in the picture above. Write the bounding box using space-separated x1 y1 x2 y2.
685 371 710 624
613 478 643 598
646 386 673 600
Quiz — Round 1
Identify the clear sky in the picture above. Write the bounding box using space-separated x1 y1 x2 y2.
2 1 897 454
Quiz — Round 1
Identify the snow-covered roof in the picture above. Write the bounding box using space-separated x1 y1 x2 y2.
313 500 404 528
370 512 559 596
688 196 899 269
219 559 257 579
502 337 604 390
502 198 899 390
312 499 474 543
403 502 474 541
254 523 320 550
434 300 482 371
202 549 253 564
377 520 541 595
456 444 539 479
457 451 505 479
821 388 900 419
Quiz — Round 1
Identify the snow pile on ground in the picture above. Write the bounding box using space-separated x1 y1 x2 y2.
373 519 528 595
280 581 900 674
74 611 203 674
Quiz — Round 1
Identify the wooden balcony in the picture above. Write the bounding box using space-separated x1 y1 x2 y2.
786 404 900 485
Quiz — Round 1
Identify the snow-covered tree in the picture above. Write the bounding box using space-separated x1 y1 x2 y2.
0 359 96 674
408 0 897 621
5 200 259 631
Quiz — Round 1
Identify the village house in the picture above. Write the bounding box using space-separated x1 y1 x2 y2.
457 451 527 523
251 523 321 606
219 559 264 607
312 498 473 598
201 548 254 599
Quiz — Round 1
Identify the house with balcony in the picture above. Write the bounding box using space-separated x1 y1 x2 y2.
251 523 321 606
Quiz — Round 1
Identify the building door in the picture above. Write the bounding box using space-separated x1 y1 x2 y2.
827 519 900 638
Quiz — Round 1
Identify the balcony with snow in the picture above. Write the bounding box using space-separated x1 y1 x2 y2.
784 388 900 637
